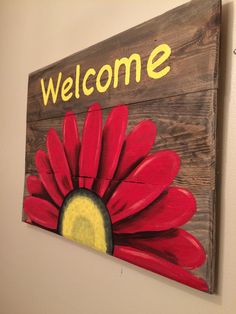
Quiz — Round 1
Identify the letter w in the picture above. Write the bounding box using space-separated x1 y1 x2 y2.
40 72 62 106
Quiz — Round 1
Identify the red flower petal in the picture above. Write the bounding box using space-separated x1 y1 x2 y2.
94 105 128 197
115 119 157 180
113 245 208 291
79 103 102 189
107 151 180 224
63 112 80 178
104 120 157 200
24 196 59 230
26 175 48 198
113 187 196 233
114 229 206 269
46 128 73 195
35 150 63 207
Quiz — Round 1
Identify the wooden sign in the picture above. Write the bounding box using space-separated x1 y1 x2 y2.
23 0 221 293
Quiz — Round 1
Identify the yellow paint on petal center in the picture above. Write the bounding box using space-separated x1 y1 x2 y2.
59 189 113 254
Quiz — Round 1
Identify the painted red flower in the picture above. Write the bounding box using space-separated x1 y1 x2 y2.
24 103 208 291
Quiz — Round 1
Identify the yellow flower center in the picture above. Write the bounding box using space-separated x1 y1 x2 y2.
58 189 113 254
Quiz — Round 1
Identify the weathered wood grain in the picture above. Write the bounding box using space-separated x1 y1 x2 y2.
24 88 217 291
26 0 220 122
23 0 221 293
25 90 216 188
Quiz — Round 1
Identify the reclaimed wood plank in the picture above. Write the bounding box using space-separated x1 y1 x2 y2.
26 0 220 122
25 90 217 188
23 0 220 293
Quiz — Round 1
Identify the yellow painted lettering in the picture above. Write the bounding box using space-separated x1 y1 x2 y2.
61 77 73 102
40 72 62 106
75 65 80 99
96 64 112 93
147 44 171 79
114 53 141 88
82 68 96 96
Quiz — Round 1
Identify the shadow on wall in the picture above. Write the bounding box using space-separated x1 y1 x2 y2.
215 0 234 295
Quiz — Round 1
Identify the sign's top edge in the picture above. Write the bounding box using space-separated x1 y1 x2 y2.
28 0 221 77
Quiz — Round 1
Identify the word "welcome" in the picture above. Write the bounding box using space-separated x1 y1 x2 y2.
40 44 171 106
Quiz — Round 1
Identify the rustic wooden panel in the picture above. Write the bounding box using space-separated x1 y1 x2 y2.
24 88 217 291
23 0 220 293
26 0 220 122
25 90 216 187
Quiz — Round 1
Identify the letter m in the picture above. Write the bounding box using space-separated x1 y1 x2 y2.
113 54 141 88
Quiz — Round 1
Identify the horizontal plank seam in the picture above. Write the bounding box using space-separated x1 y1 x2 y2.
23 173 217 187
27 87 218 123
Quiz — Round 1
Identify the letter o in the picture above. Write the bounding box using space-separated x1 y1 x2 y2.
96 64 113 93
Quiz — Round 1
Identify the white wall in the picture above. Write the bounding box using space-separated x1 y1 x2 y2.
0 1 235 313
